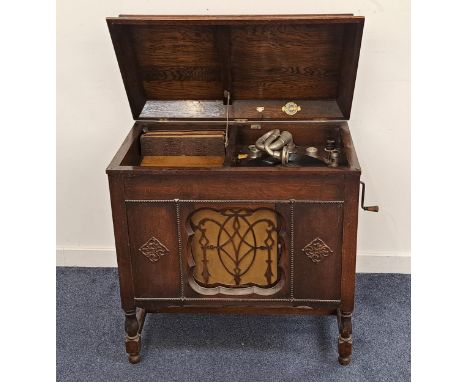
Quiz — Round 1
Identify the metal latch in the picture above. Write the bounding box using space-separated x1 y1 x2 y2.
360 181 379 212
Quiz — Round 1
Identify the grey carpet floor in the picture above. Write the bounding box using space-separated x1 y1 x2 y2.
57 268 410 382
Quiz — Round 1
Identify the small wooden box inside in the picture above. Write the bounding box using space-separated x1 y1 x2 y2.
106 14 377 365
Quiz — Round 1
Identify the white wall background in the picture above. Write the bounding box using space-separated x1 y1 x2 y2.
57 0 410 272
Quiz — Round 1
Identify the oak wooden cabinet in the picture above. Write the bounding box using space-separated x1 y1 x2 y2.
106 14 377 365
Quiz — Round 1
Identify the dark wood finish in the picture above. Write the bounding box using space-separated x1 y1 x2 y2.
231 100 344 120
108 175 135 311
124 308 146 363
109 14 363 25
293 202 343 300
139 305 338 315
126 203 180 298
337 309 353 365
140 155 225 167
107 15 364 120
230 24 344 100
133 25 223 100
214 26 232 103
138 99 344 120
140 130 225 156
123 174 345 200
107 23 146 120
106 14 366 366
337 22 365 119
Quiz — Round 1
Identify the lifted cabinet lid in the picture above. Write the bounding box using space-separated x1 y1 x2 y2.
107 15 364 121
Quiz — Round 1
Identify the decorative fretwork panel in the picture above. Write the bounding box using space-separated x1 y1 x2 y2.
189 208 281 290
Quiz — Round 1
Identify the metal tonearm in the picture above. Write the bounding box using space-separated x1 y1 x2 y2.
255 129 296 164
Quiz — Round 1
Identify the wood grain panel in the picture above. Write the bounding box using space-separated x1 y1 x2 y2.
138 100 343 120
293 202 343 300
130 25 223 100
108 17 363 119
140 131 225 156
110 15 363 25
126 203 180 298
131 26 219 66
230 24 344 100
142 81 222 100
140 156 225 167
107 23 146 119
137 306 338 315
108 175 136 310
231 100 343 120
337 23 364 119
124 174 345 200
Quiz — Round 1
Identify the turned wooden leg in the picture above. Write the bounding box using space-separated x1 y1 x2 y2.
124 308 146 364
337 309 353 365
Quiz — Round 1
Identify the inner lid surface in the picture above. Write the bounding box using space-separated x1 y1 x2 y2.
107 15 364 120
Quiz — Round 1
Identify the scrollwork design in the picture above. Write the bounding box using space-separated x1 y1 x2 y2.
302 237 333 263
139 237 170 263
189 208 282 291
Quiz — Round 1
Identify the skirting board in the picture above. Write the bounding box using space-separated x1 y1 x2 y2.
56 248 410 274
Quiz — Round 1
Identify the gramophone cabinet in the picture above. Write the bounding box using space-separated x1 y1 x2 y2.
106 14 378 365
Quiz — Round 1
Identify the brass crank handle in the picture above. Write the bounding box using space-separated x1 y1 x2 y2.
360 181 379 212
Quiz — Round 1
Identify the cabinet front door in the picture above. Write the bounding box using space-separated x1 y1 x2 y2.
126 199 343 303
293 201 343 300
126 202 180 298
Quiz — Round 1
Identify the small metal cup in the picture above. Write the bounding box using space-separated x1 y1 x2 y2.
305 146 319 158
330 150 340 168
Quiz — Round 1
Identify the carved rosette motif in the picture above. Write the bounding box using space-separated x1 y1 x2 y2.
139 237 169 263
302 237 333 263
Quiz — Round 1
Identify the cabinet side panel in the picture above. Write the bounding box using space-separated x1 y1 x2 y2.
293 202 343 300
108 175 135 310
340 176 360 312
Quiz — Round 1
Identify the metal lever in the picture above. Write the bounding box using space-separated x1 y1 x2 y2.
360 181 379 212
224 90 230 147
